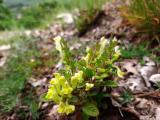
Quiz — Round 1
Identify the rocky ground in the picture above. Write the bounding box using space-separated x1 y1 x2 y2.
0 1 159 120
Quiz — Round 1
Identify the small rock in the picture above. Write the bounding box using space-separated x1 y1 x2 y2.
57 13 74 24
28 77 47 87
143 56 155 66
48 105 61 120
70 43 81 50
136 98 149 109
139 65 157 87
121 59 139 76
126 75 146 92
41 103 49 109
0 45 11 51
149 74 160 83
155 108 160 120
138 57 157 87
24 30 32 36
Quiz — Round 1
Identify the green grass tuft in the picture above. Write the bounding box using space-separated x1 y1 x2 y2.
0 3 14 30
121 44 150 59
0 36 41 113
17 0 57 29
0 0 58 30
122 0 160 35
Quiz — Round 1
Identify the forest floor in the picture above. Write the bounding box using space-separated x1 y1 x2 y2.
0 1 160 120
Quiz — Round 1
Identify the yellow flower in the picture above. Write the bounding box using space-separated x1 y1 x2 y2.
82 47 91 65
49 78 56 84
45 89 54 100
54 36 64 59
46 85 61 103
85 83 94 91
99 37 107 57
52 94 61 104
54 36 62 52
115 66 124 78
113 37 118 42
71 71 83 88
57 102 75 115
112 50 121 62
61 82 73 96
54 73 65 85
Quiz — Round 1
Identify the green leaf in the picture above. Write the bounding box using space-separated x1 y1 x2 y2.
84 67 94 78
69 96 79 103
82 112 89 120
121 90 133 104
82 102 99 117
156 82 160 89
40 93 49 102
104 80 118 88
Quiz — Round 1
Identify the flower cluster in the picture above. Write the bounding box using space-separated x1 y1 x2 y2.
46 36 123 116
46 71 84 115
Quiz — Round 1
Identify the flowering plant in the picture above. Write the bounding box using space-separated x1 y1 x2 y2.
46 36 123 117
